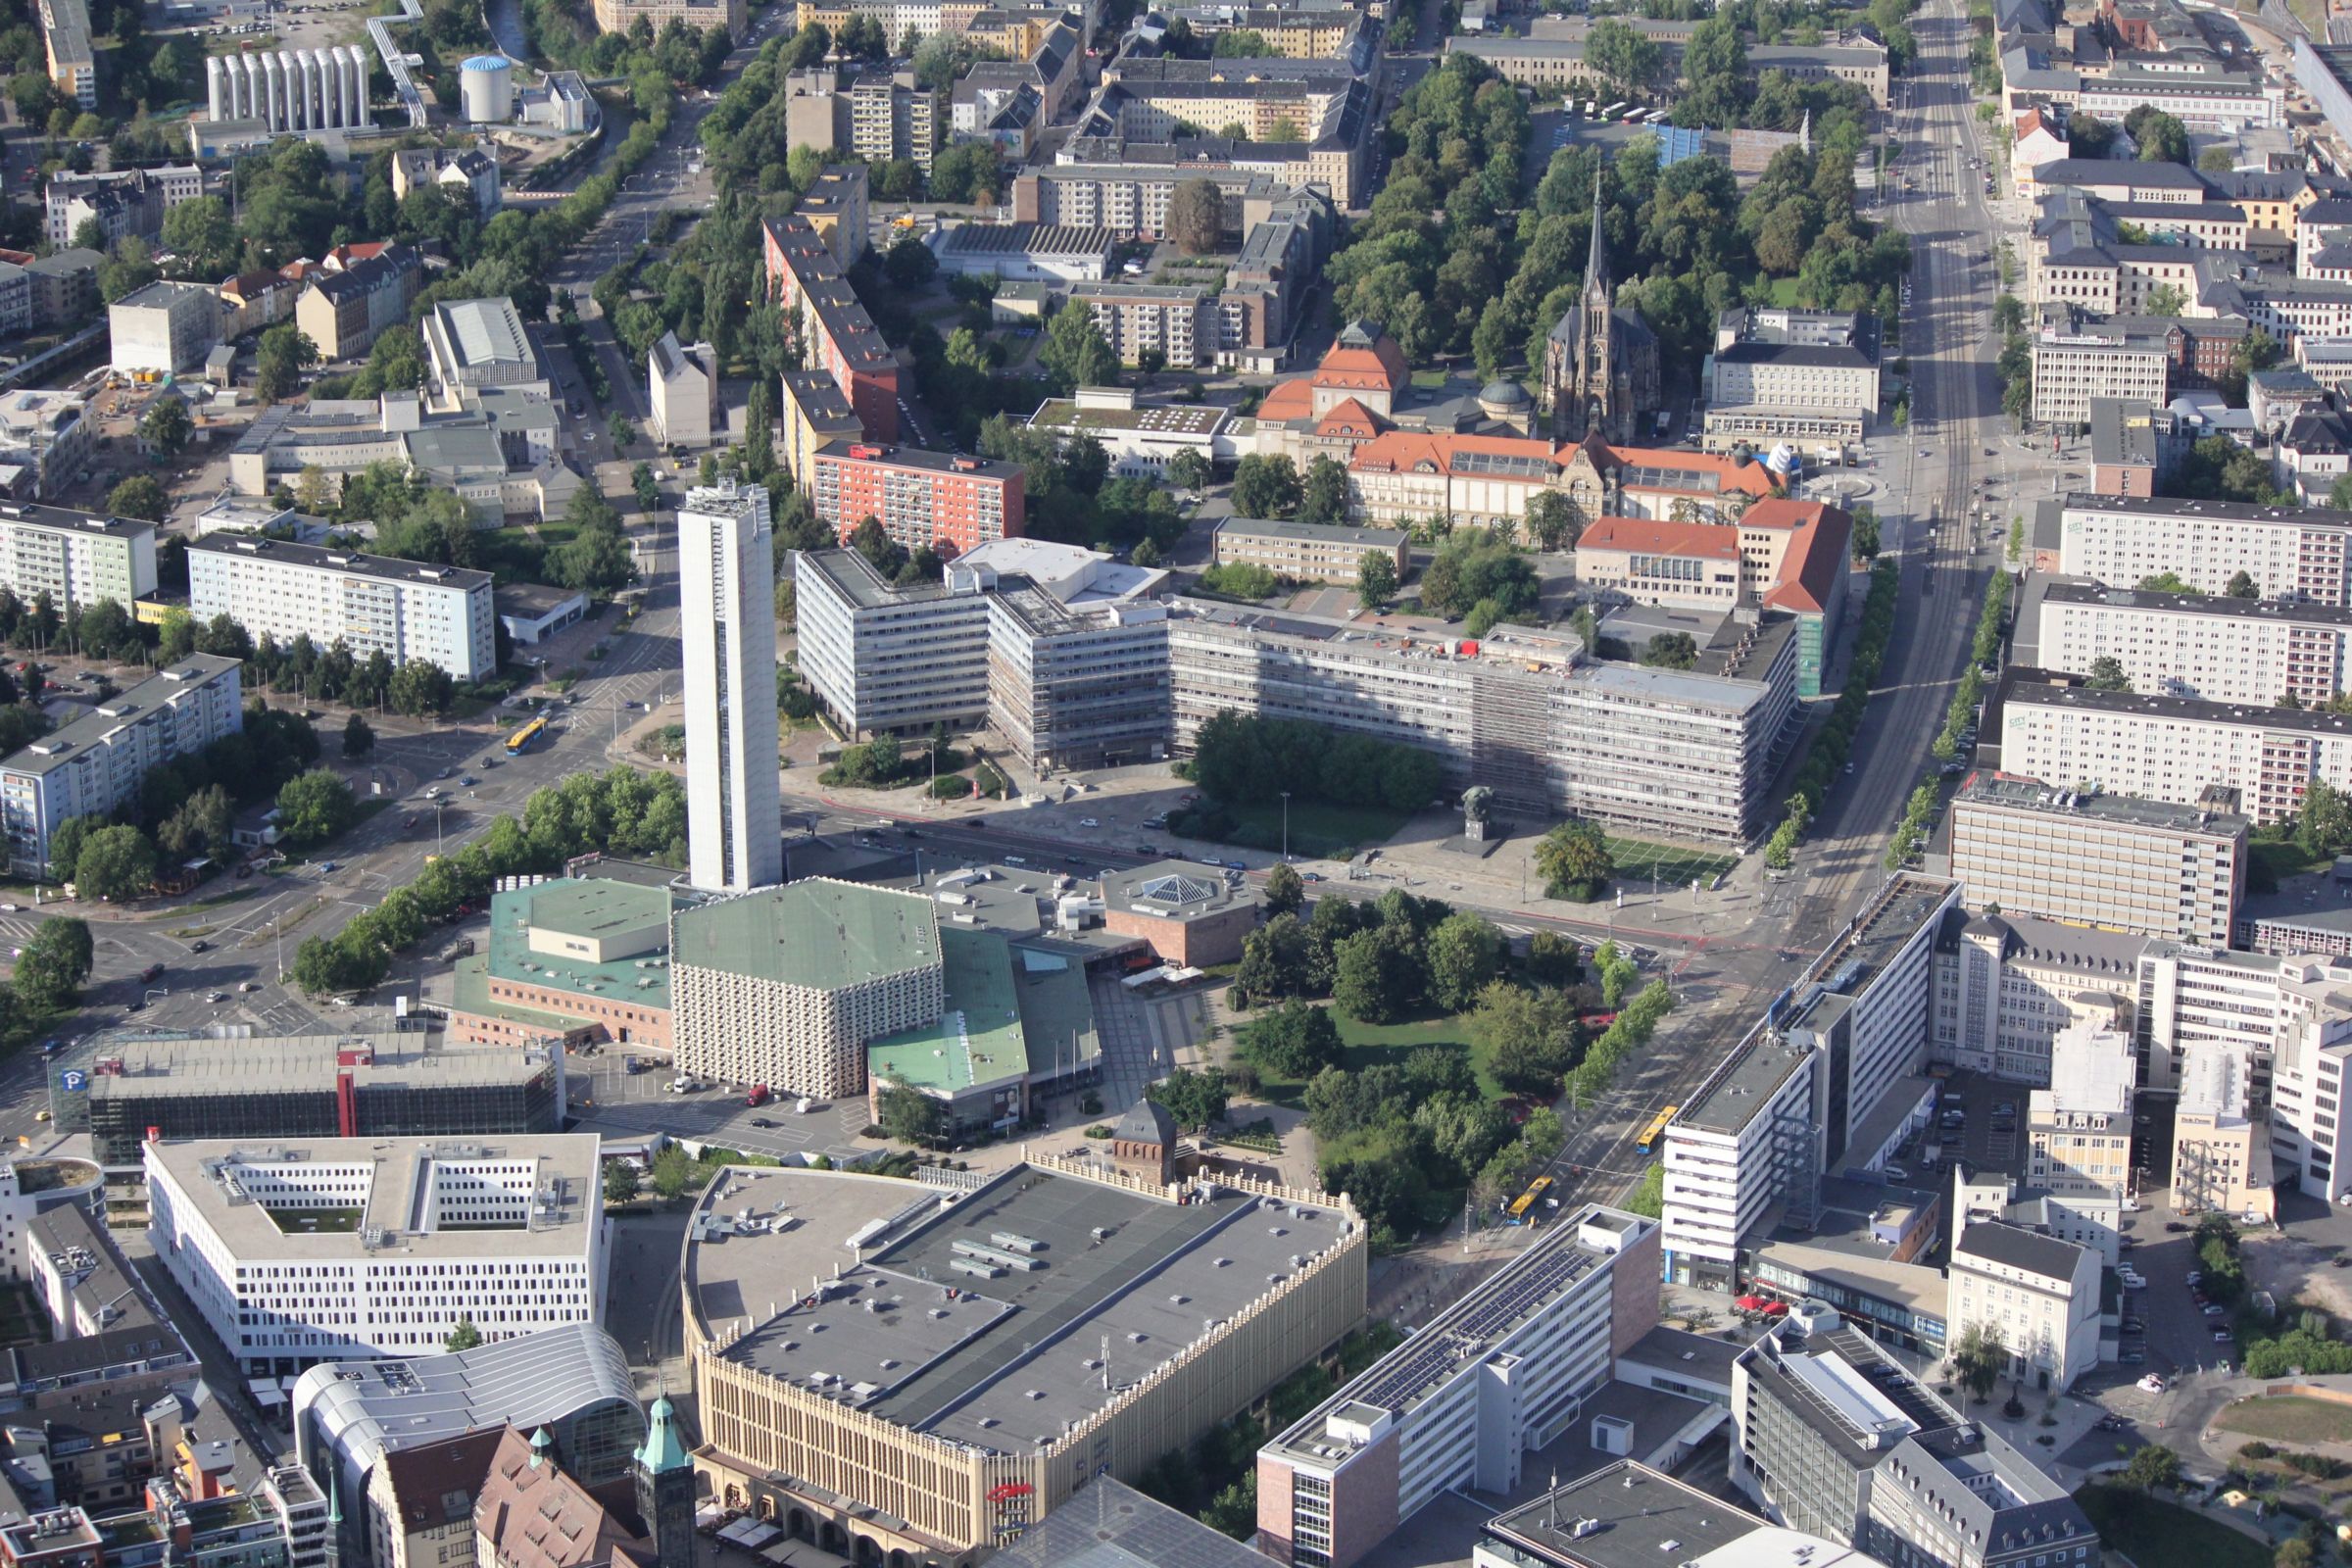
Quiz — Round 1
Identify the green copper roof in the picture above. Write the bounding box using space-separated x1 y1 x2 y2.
637 1393 689 1474
672 879 940 990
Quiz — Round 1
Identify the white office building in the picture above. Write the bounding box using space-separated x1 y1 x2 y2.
108 279 221 376
678 481 780 894
1932 911 2151 1087
1659 875 1958 1289
792 548 991 737
189 535 497 682
2035 578 2352 706
2265 972 2352 1200
2134 940 2351 1102
1254 1207 1660 1568
146 1134 607 1379
2056 494 2352 606
1945 1221 2102 1391
0 654 242 878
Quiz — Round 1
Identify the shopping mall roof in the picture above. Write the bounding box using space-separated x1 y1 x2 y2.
671 878 940 991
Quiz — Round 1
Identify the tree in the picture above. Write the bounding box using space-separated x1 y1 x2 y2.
1584 18 1662 92
107 476 168 523
74 825 158 903
603 1161 642 1205
2084 656 2132 693
1298 455 1349 525
1149 1066 1229 1129
877 1078 946 1145
157 607 197 662
12 917 92 1012
1166 176 1225 256
444 1317 483 1352
2146 282 2188 318
1245 1000 1343 1077
139 396 192 457
1424 912 1504 1011
162 196 238 278
1041 300 1119 390
1524 490 1580 553
2301 777 2352 855
884 234 937 288
1331 925 1417 1023
1356 551 1397 611
2138 571 2194 592
2133 111 2191 166
2123 1443 2181 1493
1642 632 1698 669
1236 912 1316 1001
1535 820 1613 900
2278 1541 2317 1568
276 769 357 846
1233 454 1302 518
2227 568 2259 598
1166 450 1211 491
1470 982 1576 1096
1264 861 1304 917
255 324 319 405
631 463 661 514
927 140 1003 205
1949 1321 2006 1404
386 660 456 717
342 712 375 758
1850 505 1881 562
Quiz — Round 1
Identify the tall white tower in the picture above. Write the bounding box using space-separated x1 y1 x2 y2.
678 481 782 893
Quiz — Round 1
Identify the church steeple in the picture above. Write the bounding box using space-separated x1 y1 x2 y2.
634 1394 695 1568
1585 173 1610 297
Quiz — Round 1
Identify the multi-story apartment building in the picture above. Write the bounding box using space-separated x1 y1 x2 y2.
145 1135 607 1377
1166 604 1793 846
188 535 497 682
1945 1221 2101 1390
2264 975 2352 1200
1731 1315 2099 1567
791 548 992 738
850 69 945 172
1088 53 1361 142
293 245 423 362
796 165 869 270
43 166 201 249
1211 518 1408 585
2057 492 2352 604
108 280 220 376
0 655 241 879
807 441 1025 556
1063 281 1215 368
590 0 742 38
1997 668 2352 823
761 214 900 441
2029 311 2173 427
1255 1207 1659 1568
0 390 89 502
1708 309 1882 415
1945 771 2246 944
677 481 780 894
1932 908 2149 1086
0 502 154 612
778 369 862 484
2037 578 2352 705
388 145 500 220
669 879 944 1098
38 0 90 107
646 332 716 450
1659 876 1959 1288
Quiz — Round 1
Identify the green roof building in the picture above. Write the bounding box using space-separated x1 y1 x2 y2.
448 874 682 1053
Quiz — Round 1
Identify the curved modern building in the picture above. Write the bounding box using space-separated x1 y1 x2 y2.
294 1321 646 1527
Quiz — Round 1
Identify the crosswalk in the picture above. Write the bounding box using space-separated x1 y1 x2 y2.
0 916 47 944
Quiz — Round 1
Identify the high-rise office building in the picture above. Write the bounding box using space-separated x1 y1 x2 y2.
678 482 781 893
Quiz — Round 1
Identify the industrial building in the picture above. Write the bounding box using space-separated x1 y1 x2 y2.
202 46 368 132
420 297 549 413
146 1134 609 1377
188 534 498 683
687 1161 1364 1562
0 655 243 880
1254 1206 1659 1568
1943 771 2246 945
50 1024 568 1165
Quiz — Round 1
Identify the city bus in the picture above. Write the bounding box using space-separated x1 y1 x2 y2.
1504 1175 1554 1224
506 714 552 756
1600 101 1628 120
1584 99 1598 117
1634 1103 1681 1156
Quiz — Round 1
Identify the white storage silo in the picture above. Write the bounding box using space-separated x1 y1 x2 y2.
305 49 327 127
207 55 227 122
458 54 513 123
263 51 288 130
339 45 365 123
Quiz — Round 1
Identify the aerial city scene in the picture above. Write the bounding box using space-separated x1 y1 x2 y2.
0 0 2346 1560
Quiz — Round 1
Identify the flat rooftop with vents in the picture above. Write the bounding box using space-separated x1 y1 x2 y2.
1480 1459 1890 1568
687 1162 1356 1455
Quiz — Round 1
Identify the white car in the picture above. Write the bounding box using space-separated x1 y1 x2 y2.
1078 817 1099 828
2137 1374 2166 1394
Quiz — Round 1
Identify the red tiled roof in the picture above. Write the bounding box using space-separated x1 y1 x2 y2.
1312 397 1385 438
1348 430 1563 475
1256 377 1314 423
1603 444 1778 497
1762 502 1852 613
1736 497 1828 532
1314 334 1409 393
1576 514 1741 560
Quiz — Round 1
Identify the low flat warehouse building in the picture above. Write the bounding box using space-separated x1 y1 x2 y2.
687 1161 1366 1565
1944 770 2247 946
1253 1206 1660 1568
52 1024 568 1164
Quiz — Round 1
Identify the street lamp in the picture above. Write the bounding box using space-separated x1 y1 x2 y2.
1280 792 1290 863
433 801 449 857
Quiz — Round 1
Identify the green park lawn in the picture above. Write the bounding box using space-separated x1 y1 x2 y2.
2213 1395 2352 1446
1220 799 1407 859
2073 1486 2268 1568
1246 1007 1508 1107
1603 836 1738 893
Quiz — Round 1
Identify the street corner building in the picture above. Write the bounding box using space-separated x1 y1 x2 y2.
683 1159 1367 1566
